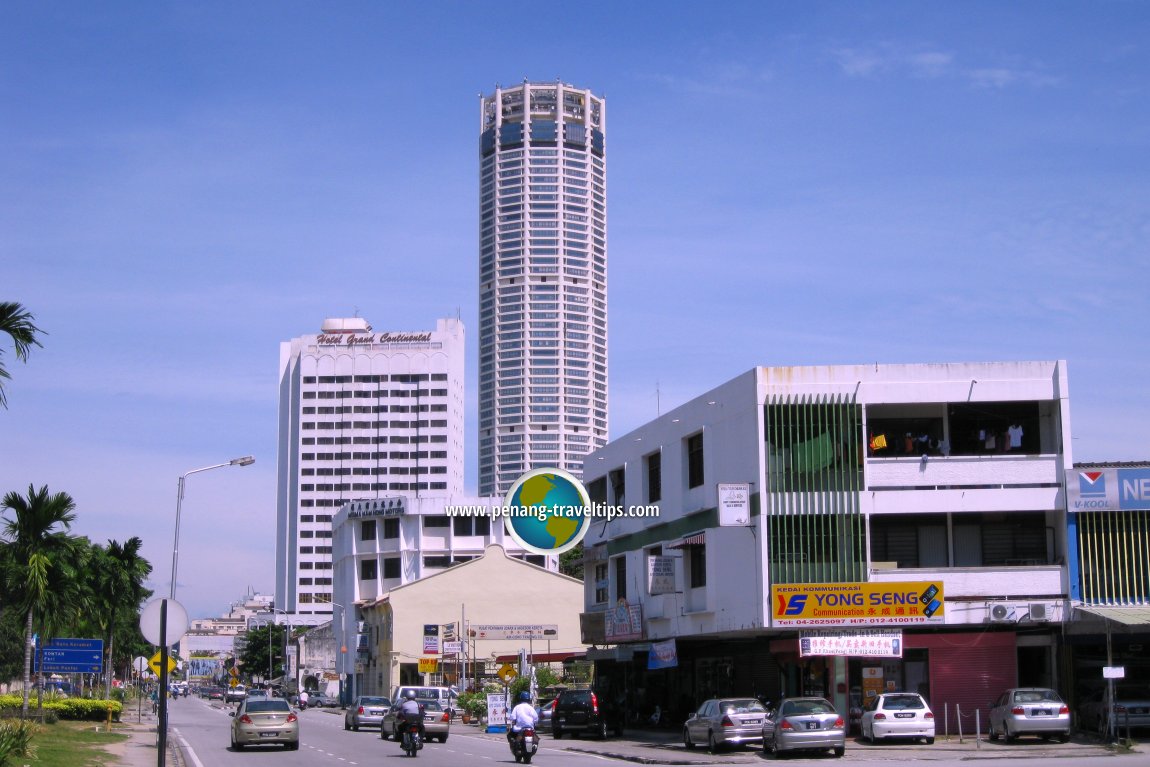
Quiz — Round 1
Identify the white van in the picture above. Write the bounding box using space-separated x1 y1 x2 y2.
391 685 455 712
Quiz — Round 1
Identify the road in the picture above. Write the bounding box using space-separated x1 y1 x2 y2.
166 696 1150 766
167 696 592 766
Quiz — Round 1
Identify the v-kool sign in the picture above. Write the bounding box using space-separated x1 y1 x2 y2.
1066 468 1150 512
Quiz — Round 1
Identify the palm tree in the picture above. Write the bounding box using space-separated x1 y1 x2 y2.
91 537 152 696
0 484 80 715
0 302 44 409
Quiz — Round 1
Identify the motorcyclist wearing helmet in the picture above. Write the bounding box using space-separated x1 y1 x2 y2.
397 689 425 742
507 691 539 743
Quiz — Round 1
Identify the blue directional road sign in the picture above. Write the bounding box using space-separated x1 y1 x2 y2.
36 638 103 674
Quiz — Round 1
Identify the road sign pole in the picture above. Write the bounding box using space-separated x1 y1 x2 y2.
158 600 168 767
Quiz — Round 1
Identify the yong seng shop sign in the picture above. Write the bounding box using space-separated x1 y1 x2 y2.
771 581 944 627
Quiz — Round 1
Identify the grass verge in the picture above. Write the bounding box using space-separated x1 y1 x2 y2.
19 720 129 767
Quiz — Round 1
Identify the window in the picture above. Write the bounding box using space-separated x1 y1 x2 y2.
383 557 400 579
687 433 704 488
361 520 377 541
453 515 492 536
383 518 400 539
609 467 625 509
361 559 378 580
688 544 707 589
645 451 662 503
423 516 450 529
614 555 627 601
593 562 608 604
587 476 607 505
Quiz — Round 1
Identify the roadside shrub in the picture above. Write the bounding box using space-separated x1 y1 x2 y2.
0 719 38 766
0 694 120 722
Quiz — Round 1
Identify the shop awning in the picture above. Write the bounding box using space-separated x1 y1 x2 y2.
1076 605 1150 626
668 532 705 549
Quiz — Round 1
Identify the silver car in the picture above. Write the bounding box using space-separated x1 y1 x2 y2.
683 698 767 752
763 697 845 758
1080 684 1150 734
989 688 1070 742
860 692 936 744
230 698 299 751
344 695 391 731
382 698 452 743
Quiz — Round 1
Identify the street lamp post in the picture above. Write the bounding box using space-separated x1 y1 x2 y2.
170 456 254 600
268 608 292 692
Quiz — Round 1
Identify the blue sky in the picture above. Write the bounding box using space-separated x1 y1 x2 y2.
2 2 1148 619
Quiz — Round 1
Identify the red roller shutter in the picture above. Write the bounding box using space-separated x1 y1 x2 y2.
909 632 1016 736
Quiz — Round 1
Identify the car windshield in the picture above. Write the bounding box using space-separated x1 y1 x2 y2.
418 699 443 711
782 699 835 716
882 695 925 710
361 697 388 705
721 699 766 713
246 701 291 713
1014 689 1061 703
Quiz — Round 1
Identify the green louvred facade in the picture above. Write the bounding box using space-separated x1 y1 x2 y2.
765 394 866 585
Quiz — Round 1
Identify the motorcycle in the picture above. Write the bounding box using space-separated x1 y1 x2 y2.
509 727 539 764
398 718 423 757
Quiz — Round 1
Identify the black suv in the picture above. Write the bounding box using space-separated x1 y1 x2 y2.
551 689 624 739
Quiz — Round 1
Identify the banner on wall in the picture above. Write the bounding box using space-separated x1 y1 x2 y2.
647 639 678 669
799 629 903 657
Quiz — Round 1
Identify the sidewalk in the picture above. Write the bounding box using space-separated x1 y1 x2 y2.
457 722 1135 764
105 705 183 767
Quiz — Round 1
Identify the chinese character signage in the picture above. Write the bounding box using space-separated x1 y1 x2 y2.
604 600 644 641
772 581 944 627
800 629 903 657
647 555 676 595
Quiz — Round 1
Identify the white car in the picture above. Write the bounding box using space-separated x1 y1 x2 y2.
860 692 935 744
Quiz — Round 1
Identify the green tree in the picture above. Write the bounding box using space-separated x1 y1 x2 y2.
235 623 288 683
0 302 44 409
89 537 153 696
0 485 83 715
559 542 584 580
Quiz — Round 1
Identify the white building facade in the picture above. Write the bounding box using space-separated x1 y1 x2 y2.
330 497 559 697
276 317 466 616
478 82 609 496
580 361 1073 733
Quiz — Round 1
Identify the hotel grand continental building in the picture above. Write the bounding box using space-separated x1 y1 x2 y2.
276 317 465 615
478 82 609 496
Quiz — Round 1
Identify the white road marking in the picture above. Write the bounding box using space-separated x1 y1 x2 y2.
170 727 205 767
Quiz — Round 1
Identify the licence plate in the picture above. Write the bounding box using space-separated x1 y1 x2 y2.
1132 708 1147 715
806 721 819 730
1033 709 1051 716
894 713 914 719
259 731 277 737
744 719 762 725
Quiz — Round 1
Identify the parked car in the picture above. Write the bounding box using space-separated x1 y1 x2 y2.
381 698 452 743
1080 684 1150 733
988 688 1070 742
536 697 556 730
230 698 299 750
206 687 225 701
762 697 846 758
859 692 935 744
345 696 391 730
551 688 624 739
313 694 340 708
683 697 766 752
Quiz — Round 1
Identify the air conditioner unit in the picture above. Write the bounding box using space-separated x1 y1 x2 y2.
988 603 1018 622
1028 603 1049 622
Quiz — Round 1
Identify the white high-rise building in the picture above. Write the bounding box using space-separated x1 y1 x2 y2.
276 317 465 614
478 82 609 497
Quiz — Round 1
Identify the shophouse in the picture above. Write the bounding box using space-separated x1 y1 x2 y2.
580 361 1072 733
1065 461 1150 726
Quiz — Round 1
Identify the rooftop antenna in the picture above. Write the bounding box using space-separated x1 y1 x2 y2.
656 381 661 416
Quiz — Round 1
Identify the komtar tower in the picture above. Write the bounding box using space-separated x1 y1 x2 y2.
478 82 608 496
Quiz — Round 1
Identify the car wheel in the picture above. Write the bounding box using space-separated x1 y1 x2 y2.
865 724 875 744
231 737 243 751
344 719 351 731
598 720 608 740
552 727 562 739
989 722 999 741
1058 732 1070 744
762 734 773 753
287 741 300 751
439 735 448 743
833 745 845 757
352 722 359 732
684 728 695 749
925 737 935 745
1005 724 1017 743
708 731 721 754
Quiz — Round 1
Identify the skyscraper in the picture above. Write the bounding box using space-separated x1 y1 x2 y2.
478 82 608 497
276 317 465 614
